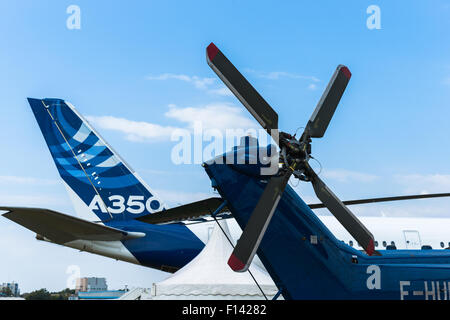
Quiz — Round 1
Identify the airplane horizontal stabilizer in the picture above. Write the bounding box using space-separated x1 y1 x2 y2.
0 207 145 244
137 197 229 224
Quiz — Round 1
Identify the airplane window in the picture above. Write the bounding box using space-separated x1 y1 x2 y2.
441 242 445 248
382 241 387 248
349 241 353 247
391 241 395 246
374 241 378 247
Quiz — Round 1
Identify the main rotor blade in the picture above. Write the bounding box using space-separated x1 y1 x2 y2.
308 192 450 209
206 43 278 133
306 166 379 256
228 170 291 272
304 65 351 139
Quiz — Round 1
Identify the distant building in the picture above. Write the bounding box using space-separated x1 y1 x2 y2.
0 282 20 297
75 277 107 292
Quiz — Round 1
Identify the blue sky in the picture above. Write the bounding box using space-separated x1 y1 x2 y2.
0 0 449 292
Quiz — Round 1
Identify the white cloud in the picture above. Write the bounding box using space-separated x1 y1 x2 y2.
86 115 179 142
165 103 257 131
146 73 192 82
244 69 320 82
191 78 215 90
145 71 320 97
208 86 233 96
146 73 237 97
146 73 216 90
321 169 379 183
148 70 320 84
87 103 257 143
244 69 320 93
307 83 318 90
394 174 450 194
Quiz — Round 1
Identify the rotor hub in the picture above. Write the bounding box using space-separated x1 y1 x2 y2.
279 131 312 180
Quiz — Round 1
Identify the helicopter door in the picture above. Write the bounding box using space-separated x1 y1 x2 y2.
403 230 421 249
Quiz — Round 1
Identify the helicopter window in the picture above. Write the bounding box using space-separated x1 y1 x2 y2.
382 241 387 247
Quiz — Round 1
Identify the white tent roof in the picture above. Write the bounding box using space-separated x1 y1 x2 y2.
152 220 279 300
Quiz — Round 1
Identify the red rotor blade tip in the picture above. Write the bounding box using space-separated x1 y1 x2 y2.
207 42 219 61
340 66 352 79
366 239 375 256
228 254 246 272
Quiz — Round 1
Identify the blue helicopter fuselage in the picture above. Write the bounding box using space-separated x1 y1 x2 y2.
203 144 450 300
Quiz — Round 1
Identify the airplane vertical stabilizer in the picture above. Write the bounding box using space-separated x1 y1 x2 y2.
28 98 166 222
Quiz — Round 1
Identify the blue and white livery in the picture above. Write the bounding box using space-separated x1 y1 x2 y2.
2 98 207 273
28 98 164 222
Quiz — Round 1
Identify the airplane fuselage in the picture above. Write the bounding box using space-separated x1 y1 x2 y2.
36 218 205 273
